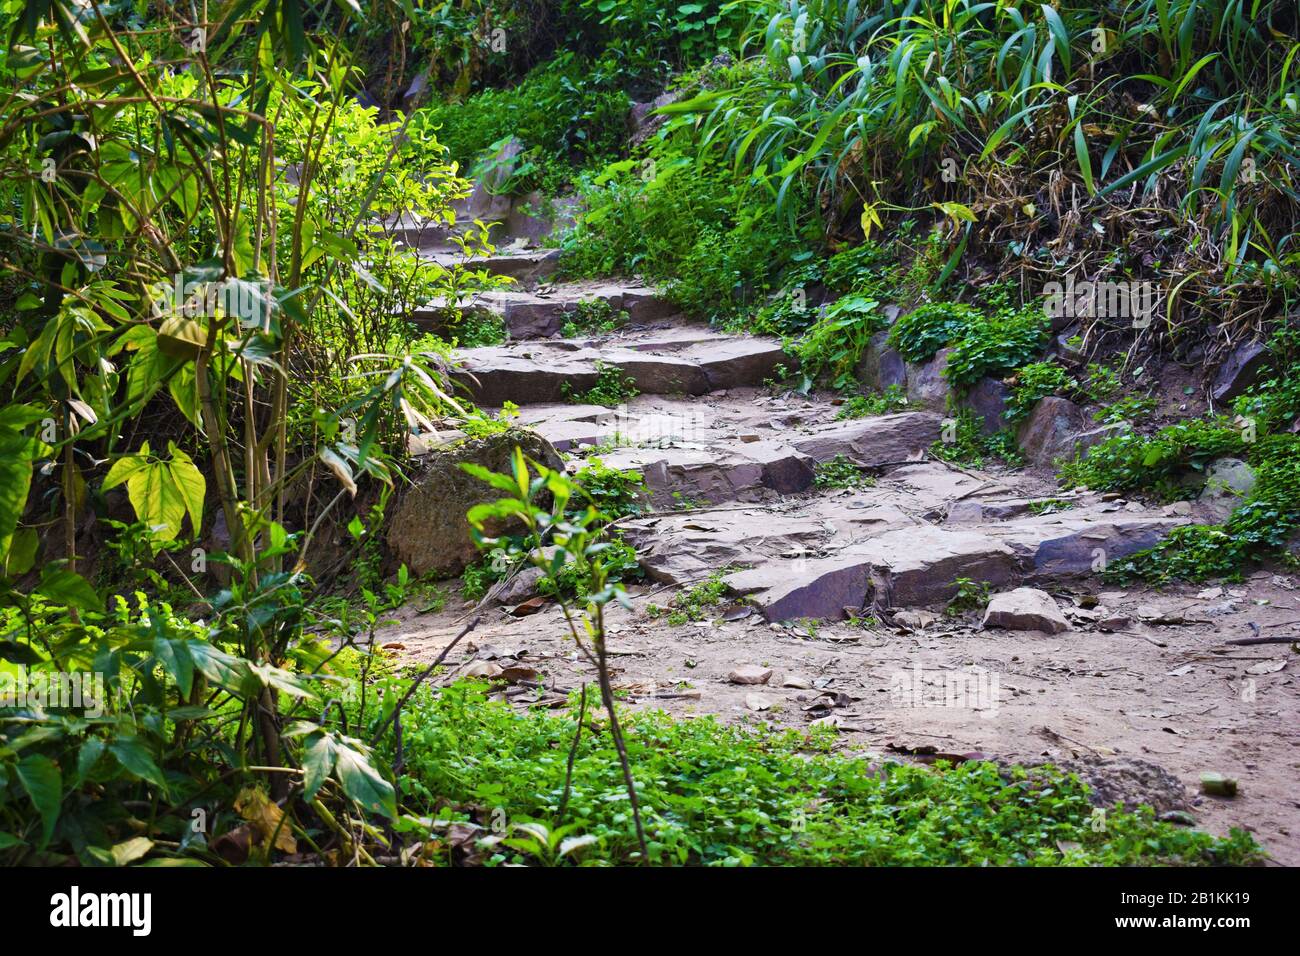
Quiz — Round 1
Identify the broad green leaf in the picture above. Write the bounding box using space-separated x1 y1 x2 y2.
109 737 168 790
16 754 61 848
302 734 337 801
333 738 396 818
36 569 102 612
166 443 205 536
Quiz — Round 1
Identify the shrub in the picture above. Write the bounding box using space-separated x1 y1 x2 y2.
1006 361 1073 423
837 384 909 419
945 307 1050 390
1058 418 1247 499
889 302 980 364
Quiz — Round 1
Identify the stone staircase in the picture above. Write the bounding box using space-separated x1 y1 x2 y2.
393 188 1190 624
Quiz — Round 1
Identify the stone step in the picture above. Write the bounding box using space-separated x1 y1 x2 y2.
594 440 815 507
620 484 1191 621
725 526 1019 621
789 412 943 466
422 246 562 287
415 280 679 339
452 335 789 406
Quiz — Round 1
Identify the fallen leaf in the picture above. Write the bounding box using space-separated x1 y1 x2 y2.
1246 659 1286 675
508 596 548 617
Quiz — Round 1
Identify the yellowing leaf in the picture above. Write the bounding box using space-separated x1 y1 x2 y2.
860 203 883 240
166 443 205 536
320 447 357 496
234 788 297 855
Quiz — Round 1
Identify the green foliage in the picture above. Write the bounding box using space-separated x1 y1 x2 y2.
667 0 1300 311
837 385 908 420
889 303 980 364
461 402 522 439
793 294 886 389
570 0 750 84
1059 419 1247 499
462 551 510 601
1006 361 1073 424
392 681 1261 866
931 411 1024 469
1108 451 1300 584
419 57 631 195
945 307 1050 390
572 457 648 520
1083 363 1123 403
813 455 875 490
563 362 640 406
1095 395 1158 426
649 570 732 626
945 577 991 616
539 536 643 600
560 89 812 320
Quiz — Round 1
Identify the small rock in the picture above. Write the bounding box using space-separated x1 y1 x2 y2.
1212 341 1270 402
982 587 1071 634
1199 772 1239 798
893 609 938 630
1196 586 1224 600
729 665 774 685
744 693 773 712
782 675 813 689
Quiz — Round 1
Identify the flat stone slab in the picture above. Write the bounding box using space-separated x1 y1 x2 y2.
423 247 562 287
791 412 942 465
725 525 1018 620
598 440 815 507
988 510 1190 578
625 509 855 586
453 334 791 405
417 281 677 338
452 343 602 405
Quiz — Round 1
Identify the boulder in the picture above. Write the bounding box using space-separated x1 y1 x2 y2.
1211 341 1271 402
961 377 1010 435
855 331 907 391
1053 326 1086 365
982 587 1070 633
493 567 545 605
464 137 525 225
387 429 563 577
905 347 953 411
629 91 681 146
1196 457 1256 523
1016 396 1089 467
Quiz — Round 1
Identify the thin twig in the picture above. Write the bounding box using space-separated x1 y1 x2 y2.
557 683 588 825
